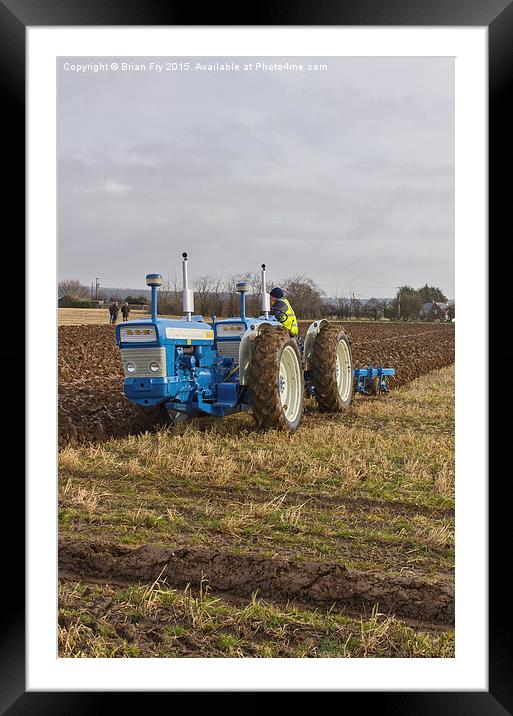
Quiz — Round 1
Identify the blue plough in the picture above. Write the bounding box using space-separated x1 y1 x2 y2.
353 365 395 395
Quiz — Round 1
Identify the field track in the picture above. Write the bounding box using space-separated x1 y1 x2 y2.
59 538 453 630
59 322 455 445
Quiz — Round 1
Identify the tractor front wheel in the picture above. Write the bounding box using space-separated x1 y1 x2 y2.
311 324 354 412
134 402 173 432
248 325 304 431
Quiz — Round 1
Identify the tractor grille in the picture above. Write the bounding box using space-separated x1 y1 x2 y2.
120 347 166 378
216 341 240 362
120 325 157 342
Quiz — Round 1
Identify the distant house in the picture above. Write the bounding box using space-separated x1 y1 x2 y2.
420 300 451 321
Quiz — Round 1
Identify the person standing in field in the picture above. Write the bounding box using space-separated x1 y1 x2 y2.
109 301 119 324
121 301 130 322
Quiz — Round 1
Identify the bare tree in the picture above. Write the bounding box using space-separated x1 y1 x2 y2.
58 279 89 299
334 294 351 319
349 293 364 319
160 273 182 315
242 271 262 316
189 272 226 317
209 273 225 316
222 274 240 316
281 275 323 319
223 275 241 317
379 299 393 320
193 274 212 314
365 298 384 321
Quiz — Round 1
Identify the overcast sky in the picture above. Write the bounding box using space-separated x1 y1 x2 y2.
58 57 454 299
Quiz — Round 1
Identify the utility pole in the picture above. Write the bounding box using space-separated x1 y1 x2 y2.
398 288 401 320
94 278 115 302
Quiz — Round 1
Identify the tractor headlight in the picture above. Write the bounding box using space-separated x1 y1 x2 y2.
148 361 160 373
125 361 136 373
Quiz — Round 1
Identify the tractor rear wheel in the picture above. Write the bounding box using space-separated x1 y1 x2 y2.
311 324 354 412
248 325 304 431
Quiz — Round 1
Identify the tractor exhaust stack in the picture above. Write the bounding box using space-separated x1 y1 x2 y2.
260 264 270 319
182 252 194 322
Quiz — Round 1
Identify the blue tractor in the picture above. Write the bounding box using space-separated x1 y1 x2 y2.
116 253 393 432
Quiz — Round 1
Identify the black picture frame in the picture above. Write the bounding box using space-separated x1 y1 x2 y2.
3 0 505 708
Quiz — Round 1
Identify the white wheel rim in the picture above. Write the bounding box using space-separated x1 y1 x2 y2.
335 339 352 402
278 345 302 424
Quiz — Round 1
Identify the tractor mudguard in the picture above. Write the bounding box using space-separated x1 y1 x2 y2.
239 320 275 385
303 319 330 370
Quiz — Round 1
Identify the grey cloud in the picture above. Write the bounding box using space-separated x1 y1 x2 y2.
58 57 454 297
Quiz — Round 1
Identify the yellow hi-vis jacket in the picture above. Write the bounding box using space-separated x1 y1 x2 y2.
271 298 299 335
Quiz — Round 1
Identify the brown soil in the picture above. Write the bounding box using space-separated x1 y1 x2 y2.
59 538 454 629
58 322 454 445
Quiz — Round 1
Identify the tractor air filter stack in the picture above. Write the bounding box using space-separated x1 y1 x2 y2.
236 280 249 321
145 273 163 321
182 252 194 322
260 263 270 319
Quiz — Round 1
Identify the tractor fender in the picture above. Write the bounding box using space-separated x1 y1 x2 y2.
304 319 330 370
239 321 274 385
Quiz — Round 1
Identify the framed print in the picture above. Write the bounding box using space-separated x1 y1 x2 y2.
2 0 506 708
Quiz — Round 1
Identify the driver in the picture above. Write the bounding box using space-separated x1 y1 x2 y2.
269 287 299 337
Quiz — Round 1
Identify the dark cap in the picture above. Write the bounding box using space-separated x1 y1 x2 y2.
270 287 284 298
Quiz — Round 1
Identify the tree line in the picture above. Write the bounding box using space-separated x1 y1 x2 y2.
331 285 453 321
58 276 453 321
149 272 325 320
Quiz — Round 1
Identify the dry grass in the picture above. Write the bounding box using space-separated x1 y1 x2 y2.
58 310 388 327
58 308 148 326
61 478 110 514
59 365 454 575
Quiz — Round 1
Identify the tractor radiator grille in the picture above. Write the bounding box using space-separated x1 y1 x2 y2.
120 325 157 342
120 347 166 378
216 341 240 362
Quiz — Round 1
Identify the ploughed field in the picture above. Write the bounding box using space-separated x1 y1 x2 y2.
58 321 454 446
